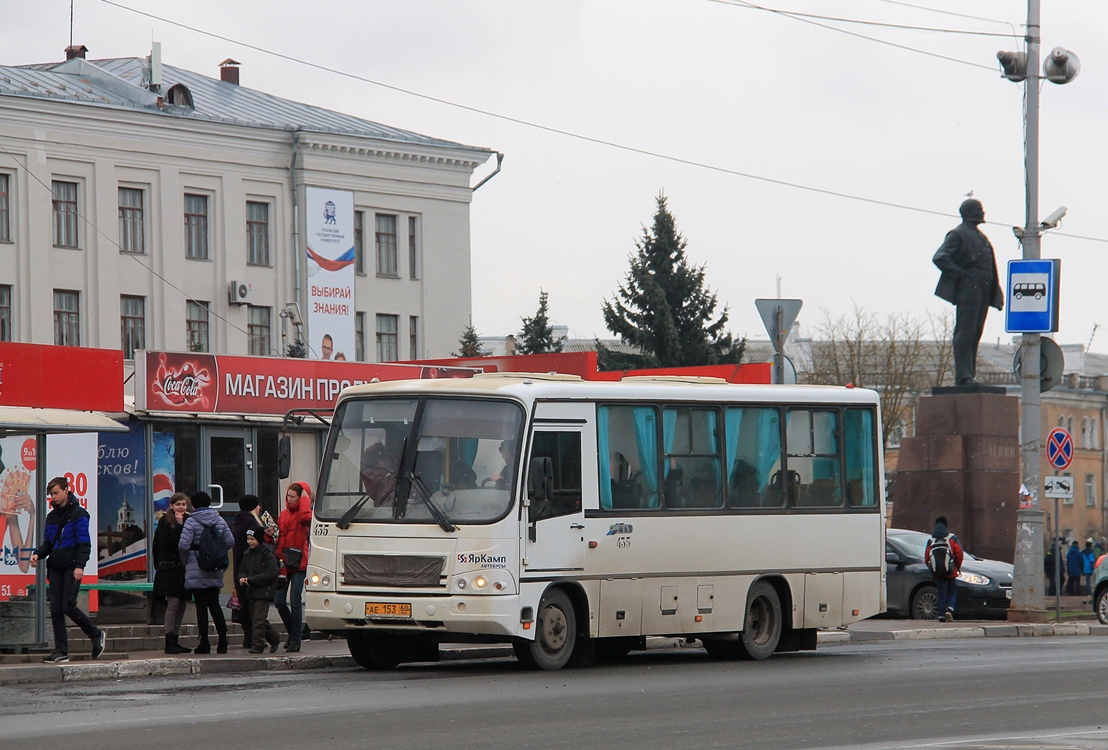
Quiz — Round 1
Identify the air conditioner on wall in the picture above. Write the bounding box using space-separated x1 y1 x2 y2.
229 280 253 305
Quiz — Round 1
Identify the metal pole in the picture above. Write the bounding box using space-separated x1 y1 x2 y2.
774 306 785 385
1054 495 1061 620
1010 0 1046 619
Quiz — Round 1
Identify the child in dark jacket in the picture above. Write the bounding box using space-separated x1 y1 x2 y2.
238 529 282 653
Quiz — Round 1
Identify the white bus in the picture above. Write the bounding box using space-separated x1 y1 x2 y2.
304 373 886 670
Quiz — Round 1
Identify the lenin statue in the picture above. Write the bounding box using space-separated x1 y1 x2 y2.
933 199 1003 386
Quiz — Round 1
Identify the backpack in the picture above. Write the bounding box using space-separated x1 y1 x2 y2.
196 523 229 572
927 535 956 577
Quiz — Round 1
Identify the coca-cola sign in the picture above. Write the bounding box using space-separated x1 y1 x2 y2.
136 351 478 416
150 354 214 409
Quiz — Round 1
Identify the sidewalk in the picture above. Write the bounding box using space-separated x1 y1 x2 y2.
2 611 1105 685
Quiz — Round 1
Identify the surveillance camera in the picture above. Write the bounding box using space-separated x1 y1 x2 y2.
1040 206 1067 229
283 302 303 327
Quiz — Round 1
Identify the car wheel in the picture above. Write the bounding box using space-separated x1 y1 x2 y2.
1096 589 1108 626
910 585 939 620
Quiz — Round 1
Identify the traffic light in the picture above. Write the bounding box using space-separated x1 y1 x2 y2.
997 50 1027 82
1043 47 1080 84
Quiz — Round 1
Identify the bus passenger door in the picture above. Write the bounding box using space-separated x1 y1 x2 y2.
523 424 586 572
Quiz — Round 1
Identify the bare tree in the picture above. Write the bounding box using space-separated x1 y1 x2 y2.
805 306 954 449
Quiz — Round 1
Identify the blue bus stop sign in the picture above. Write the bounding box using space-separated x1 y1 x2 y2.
1006 259 1060 333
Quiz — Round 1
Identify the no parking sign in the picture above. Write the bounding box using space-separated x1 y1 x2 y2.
1046 427 1073 471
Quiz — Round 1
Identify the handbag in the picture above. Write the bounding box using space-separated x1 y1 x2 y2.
283 547 303 569
226 590 241 611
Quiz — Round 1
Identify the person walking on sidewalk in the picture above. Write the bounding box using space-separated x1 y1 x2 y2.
275 481 312 652
238 528 282 653
1082 538 1096 598
924 516 964 623
179 491 234 654
153 492 192 654
30 476 105 663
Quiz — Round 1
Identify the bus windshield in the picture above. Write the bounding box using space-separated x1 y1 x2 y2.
316 396 524 525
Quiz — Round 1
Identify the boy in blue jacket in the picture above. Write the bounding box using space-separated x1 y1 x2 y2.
30 476 105 663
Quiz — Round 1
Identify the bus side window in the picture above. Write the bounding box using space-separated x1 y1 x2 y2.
530 431 582 519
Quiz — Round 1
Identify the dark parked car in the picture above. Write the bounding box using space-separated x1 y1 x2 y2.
886 528 1014 620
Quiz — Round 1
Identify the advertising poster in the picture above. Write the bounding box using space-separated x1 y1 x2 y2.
0 436 38 601
305 186 355 360
151 431 177 519
44 433 99 581
97 422 148 580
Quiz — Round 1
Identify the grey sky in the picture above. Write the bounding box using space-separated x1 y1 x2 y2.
4 1 1105 353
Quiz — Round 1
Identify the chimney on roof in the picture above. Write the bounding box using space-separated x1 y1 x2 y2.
219 58 241 85
65 45 88 61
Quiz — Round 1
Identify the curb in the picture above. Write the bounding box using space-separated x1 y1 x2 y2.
2 624 1104 685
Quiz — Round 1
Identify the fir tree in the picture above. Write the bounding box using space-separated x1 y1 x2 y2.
453 322 489 357
517 290 564 355
600 193 744 370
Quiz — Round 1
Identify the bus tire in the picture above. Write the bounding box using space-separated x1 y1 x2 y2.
515 588 576 671
738 581 782 660
347 632 401 670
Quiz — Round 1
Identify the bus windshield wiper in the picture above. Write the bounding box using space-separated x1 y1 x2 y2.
407 471 456 533
336 493 372 530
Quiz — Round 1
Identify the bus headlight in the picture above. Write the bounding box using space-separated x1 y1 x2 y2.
450 571 515 594
308 569 331 588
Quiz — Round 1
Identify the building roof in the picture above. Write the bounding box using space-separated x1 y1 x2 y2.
2 54 490 154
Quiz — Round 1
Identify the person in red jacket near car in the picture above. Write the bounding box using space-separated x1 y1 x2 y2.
275 481 312 651
924 515 964 622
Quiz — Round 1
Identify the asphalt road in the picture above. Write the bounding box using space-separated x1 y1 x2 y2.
2 638 1108 750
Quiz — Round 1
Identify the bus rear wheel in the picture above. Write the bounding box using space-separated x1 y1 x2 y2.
347 632 402 670
514 588 576 670
738 581 782 660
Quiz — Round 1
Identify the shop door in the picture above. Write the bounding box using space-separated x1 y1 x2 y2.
203 428 255 508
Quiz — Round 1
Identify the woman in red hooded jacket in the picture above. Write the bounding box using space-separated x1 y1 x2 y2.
274 481 312 651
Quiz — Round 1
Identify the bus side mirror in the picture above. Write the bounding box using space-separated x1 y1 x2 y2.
527 456 553 525
278 435 291 480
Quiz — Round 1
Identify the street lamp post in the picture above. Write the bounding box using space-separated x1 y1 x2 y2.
1002 0 1079 620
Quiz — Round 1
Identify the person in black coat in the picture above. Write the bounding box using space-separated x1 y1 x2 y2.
237 529 281 653
231 494 265 648
152 492 192 654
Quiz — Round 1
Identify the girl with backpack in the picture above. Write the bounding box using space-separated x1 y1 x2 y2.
178 491 234 653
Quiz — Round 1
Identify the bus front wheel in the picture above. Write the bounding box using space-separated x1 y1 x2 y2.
514 588 576 670
347 632 402 670
739 581 782 660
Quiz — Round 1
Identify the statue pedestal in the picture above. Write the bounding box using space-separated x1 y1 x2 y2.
890 387 1019 563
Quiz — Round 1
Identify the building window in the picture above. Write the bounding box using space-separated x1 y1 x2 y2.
1082 418 1090 449
53 289 80 346
376 314 398 362
52 180 79 248
375 214 398 277
184 194 209 260
409 316 419 360
0 173 10 242
246 201 270 266
186 300 210 352
1067 416 1074 436
1092 419 1099 450
118 187 145 254
355 312 365 362
248 305 271 356
120 295 145 359
0 284 11 341
408 216 419 279
354 211 366 275
1087 474 1097 508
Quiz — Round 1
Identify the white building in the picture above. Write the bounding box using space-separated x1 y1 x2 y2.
0 45 497 361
